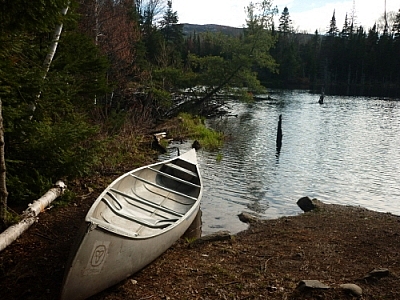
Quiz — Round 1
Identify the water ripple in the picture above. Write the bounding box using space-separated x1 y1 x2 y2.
198 91 400 234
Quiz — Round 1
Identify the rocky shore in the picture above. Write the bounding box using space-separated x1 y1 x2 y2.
1 196 399 299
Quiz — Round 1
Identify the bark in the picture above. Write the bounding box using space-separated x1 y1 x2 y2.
0 99 8 223
34 6 69 111
42 7 69 76
0 181 66 252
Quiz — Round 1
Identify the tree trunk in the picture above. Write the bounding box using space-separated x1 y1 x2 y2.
0 181 66 252
34 6 69 111
42 7 69 76
0 99 8 224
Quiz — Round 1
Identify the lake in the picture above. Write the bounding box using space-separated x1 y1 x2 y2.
163 90 400 235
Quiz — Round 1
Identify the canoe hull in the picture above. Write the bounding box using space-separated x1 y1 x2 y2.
60 149 202 300
60 204 199 300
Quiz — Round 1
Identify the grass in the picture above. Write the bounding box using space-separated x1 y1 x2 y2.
178 113 223 150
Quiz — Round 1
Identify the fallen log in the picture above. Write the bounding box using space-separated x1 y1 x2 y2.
0 180 66 252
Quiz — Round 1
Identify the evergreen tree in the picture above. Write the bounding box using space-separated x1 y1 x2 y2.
159 0 184 66
327 10 339 36
393 9 400 40
160 1 183 45
278 7 293 35
341 13 351 38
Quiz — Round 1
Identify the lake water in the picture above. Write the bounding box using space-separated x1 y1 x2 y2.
163 90 400 235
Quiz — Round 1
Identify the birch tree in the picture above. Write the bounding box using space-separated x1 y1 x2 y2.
33 6 69 115
0 99 7 226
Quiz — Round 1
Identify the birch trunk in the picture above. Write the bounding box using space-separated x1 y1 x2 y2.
33 6 69 111
0 99 8 223
42 7 69 77
0 181 66 252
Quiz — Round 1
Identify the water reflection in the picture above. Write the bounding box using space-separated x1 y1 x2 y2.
163 91 400 235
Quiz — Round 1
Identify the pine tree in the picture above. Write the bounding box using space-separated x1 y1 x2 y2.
327 10 339 36
278 7 293 35
393 9 400 40
159 0 184 66
341 13 351 38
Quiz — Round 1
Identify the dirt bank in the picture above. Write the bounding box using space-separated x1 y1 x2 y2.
1 193 399 299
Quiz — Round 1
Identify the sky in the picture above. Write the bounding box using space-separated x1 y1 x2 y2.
172 0 399 34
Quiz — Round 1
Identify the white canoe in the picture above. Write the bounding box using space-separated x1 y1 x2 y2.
60 149 202 300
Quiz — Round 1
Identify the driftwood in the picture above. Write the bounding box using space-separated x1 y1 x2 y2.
0 180 66 252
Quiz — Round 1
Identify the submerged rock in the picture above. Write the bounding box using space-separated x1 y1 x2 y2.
238 212 259 224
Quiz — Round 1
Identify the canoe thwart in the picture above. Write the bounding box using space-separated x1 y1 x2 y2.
109 188 184 217
101 198 177 229
164 162 198 178
147 166 201 188
128 174 198 201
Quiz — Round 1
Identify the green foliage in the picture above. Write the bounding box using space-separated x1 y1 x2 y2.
0 208 21 229
184 236 197 244
150 87 173 110
0 4 111 206
51 31 111 108
7 113 103 203
179 113 223 150
55 189 76 207
0 0 71 33
216 152 223 162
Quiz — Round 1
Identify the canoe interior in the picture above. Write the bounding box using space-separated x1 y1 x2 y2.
90 158 201 238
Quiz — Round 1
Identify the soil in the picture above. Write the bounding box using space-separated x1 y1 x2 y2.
1 178 400 300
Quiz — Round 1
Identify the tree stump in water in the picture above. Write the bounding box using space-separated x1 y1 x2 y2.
276 114 283 153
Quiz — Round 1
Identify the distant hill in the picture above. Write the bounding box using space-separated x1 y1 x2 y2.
181 23 243 36
181 23 314 44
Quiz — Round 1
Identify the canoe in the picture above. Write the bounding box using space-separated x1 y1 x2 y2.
60 149 202 300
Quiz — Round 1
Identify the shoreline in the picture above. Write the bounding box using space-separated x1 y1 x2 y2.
1 198 400 299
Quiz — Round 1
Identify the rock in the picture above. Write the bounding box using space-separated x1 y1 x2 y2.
363 268 390 280
340 283 362 296
192 140 201 150
193 231 232 245
238 212 259 224
296 280 330 291
297 196 316 212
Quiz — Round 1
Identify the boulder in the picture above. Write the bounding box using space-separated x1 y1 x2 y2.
297 196 316 212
